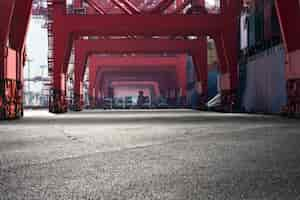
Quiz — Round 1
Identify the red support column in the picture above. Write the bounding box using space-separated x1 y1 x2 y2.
189 0 208 109
275 0 300 115
1 0 32 120
0 0 15 119
88 63 97 108
192 38 208 109
49 1 72 113
0 0 15 77
214 23 239 112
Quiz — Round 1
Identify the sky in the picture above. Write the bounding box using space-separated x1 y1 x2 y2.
24 17 48 93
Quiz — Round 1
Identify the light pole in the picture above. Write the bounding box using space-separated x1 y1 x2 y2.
26 58 33 105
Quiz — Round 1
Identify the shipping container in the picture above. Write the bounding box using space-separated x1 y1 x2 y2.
242 45 287 113
244 0 281 55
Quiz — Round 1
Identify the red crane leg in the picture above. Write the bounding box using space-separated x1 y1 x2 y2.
191 37 208 109
214 25 239 112
275 0 300 115
1 0 32 120
0 0 15 81
49 2 72 113
9 0 33 86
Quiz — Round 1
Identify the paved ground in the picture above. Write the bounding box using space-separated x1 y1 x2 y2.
0 109 300 200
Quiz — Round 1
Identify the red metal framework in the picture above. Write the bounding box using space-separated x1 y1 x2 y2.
0 0 33 120
48 0 241 113
91 69 178 108
73 39 207 109
78 54 187 110
74 0 196 14
1 0 300 119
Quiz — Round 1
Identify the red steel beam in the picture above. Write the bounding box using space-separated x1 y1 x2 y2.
145 0 175 14
116 0 141 14
110 0 133 14
85 0 106 14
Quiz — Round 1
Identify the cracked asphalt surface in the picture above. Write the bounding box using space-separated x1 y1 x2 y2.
0 109 300 200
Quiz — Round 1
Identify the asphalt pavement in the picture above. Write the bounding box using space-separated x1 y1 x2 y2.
0 109 300 200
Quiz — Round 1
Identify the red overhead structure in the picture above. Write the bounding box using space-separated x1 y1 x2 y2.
0 0 33 120
82 55 186 110
73 38 207 110
275 0 300 115
48 0 241 113
92 70 178 108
